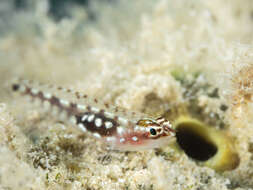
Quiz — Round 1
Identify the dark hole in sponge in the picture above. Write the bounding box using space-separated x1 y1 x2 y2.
176 126 217 161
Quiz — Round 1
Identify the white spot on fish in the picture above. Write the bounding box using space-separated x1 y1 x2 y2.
60 99 70 107
87 114 95 122
77 104 86 111
91 107 100 113
104 111 114 119
105 121 113 129
134 126 140 131
31 88 39 95
118 117 128 125
119 138 125 143
117 127 125 135
93 133 101 138
81 114 88 122
95 118 103 127
78 123 87 132
106 136 116 142
44 92 52 99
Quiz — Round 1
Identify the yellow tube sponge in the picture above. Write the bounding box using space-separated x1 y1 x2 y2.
174 116 240 172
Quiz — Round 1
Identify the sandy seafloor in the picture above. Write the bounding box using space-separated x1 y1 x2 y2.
1 0 253 189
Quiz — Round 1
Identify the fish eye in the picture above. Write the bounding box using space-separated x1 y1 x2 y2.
150 128 157 136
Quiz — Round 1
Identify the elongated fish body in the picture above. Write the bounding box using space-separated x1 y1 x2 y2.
11 79 175 151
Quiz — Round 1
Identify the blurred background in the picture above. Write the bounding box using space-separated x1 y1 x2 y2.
0 0 96 33
1 0 253 189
